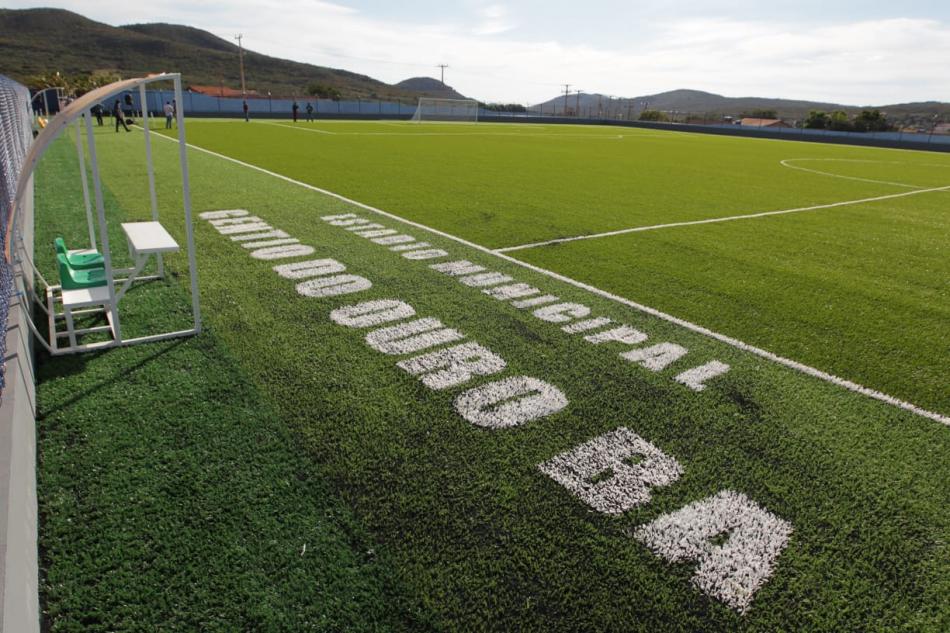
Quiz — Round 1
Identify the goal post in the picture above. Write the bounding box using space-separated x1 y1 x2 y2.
410 98 479 123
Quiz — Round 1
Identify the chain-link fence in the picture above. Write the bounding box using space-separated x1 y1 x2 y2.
0 75 34 393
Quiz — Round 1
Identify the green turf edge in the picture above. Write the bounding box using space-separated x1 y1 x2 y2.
34 136 432 632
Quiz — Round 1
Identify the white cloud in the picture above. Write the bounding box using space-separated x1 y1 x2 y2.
6 2 950 104
472 4 515 36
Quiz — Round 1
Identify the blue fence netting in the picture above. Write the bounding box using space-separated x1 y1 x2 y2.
0 75 33 394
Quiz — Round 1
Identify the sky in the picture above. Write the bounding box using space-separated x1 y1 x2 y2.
7 1 950 105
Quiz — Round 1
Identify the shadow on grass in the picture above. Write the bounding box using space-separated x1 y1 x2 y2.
37 337 186 419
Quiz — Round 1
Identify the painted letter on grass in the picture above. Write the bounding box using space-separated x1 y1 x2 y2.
539 427 682 514
455 376 568 429
634 490 793 613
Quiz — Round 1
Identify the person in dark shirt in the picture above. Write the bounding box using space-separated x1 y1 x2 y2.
305 102 314 122
91 104 104 126
292 101 299 123
113 100 129 132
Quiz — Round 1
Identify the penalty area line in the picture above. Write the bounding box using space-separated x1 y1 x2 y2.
261 121 338 134
494 183 950 253
147 131 950 428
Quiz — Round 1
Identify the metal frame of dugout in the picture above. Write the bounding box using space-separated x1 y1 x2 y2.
7 73 201 354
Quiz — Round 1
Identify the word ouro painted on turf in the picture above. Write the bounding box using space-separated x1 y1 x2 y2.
200 208 793 614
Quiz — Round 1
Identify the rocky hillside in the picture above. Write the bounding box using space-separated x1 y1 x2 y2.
0 8 420 99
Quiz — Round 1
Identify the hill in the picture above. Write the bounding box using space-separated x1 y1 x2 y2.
0 8 420 99
393 77 468 100
533 88 950 123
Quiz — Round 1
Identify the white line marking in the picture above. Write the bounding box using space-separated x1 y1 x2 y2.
495 183 950 252
267 122 625 139
262 121 337 135
779 158 931 189
149 131 950 427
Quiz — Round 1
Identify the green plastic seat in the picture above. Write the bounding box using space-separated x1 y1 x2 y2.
56 253 106 290
54 237 104 270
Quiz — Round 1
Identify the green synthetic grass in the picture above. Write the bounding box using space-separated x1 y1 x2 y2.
34 124 950 631
34 137 425 632
169 119 950 416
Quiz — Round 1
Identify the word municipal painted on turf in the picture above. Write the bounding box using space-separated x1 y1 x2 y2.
199 209 792 614
319 213 730 393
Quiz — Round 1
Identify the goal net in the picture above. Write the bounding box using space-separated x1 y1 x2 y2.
410 98 479 123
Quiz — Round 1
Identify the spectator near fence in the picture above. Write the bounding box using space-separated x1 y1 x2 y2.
164 101 174 128
292 100 299 123
306 102 313 122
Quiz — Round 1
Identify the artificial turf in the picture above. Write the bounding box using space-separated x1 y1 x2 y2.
34 136 426 632
34 122 950 631
169 119 950 418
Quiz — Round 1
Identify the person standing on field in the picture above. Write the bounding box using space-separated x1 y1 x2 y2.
113 99 129 132
243 100 250 122
292 100 299 123
164 101 174 128
306 102 314 122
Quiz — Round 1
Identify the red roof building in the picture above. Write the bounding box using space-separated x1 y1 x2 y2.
187 85 257 98
739 118 791 128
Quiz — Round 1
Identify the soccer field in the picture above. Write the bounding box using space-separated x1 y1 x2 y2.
34 120 949 631
173 119 950 415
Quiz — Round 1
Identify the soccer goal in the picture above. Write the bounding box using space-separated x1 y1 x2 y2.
410 98 479 123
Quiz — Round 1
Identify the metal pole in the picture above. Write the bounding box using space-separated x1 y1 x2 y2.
74 118 96 249
235 34 247 97
174 75 202 334
84 114 121 343
140 83 162 277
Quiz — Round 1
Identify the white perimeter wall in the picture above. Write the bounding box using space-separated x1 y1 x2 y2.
0 174 39 633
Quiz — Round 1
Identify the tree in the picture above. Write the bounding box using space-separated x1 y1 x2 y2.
306 83 342 100
482 103 527 113
740 108 777 119
27 71 122 97
828 110 851 131
803 110 830 129
852 109 890 132
639 109 669 122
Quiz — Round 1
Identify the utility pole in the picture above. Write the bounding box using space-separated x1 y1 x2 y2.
562 84 571 115
234 34 247 96
575 89 582 117
437 64 449 85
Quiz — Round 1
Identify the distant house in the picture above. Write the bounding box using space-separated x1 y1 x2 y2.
187 85 257 98
739 118 790 128
932 123 950 135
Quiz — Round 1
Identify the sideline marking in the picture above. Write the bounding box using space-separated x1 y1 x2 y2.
147 130 950 427
495 183 950 252
267 121 626 139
